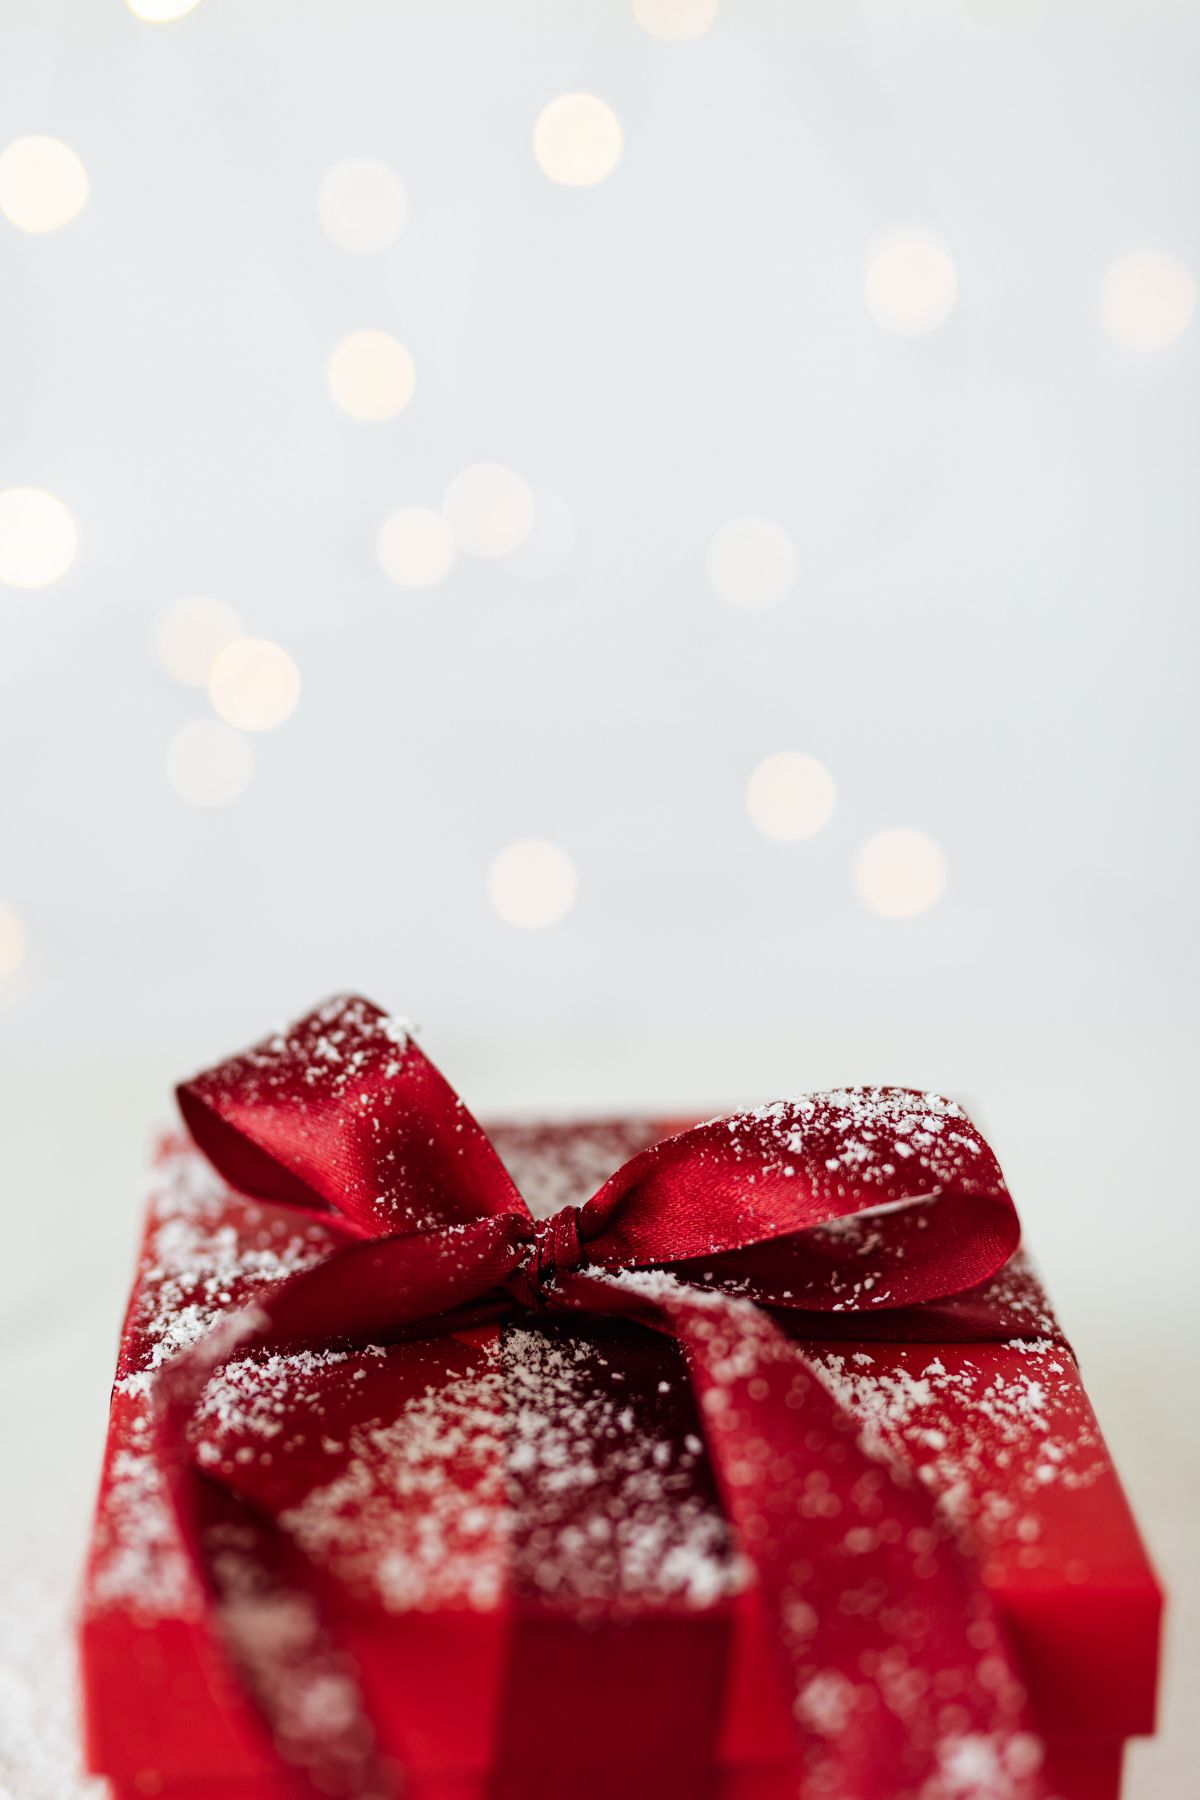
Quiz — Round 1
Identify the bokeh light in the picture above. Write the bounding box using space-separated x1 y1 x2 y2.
0 488 78 588
317 158 408 253
633 0 719 39
746 753 836 841
377 506 456 588
706 516 796 608
487 840 578 929
0 136 88 234
0 902 28 980
443 462 536 558
1100 251 1196 351
126 0 204 18
855 829 948 917
326 330 416 421
153 596 243 686
207 638 300 731
533 95 623 187
165 721 253 808
864 232 958 336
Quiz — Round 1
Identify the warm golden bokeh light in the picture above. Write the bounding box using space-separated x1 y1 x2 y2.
0 136 88 234
207 639 301 732
1100 251 1196 352
864 233 958 336
487 840 578 929
0 488 78 588
706 517 796 609
443 462 536 558
154 596 243 686
165 721 253 808
377 506 456 588
127 0 205 18
0 902 28 979
746 753 836 841
166 720 253 806
633 0 719 40
855 829 948 917
317 158 408 254
533 96 623 187
326 330 416 421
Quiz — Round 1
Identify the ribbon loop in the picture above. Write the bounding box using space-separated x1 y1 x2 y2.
575 1089 1021 1312
177 996 527 1239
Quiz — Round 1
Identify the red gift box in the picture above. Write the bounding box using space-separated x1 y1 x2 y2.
80 1005 1161 1800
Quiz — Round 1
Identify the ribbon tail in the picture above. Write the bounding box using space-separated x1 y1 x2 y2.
151 1215 527 1800
187 1477 399 1800
155 1323 401 1800
554 1269 1051 1800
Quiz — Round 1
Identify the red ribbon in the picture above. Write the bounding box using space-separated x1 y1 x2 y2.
159 996 1054 1800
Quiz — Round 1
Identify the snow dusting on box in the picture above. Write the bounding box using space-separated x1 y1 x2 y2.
88 1121 1105 1646
257 1321 744 1616
488 1116 663 1220
86 1132 342 1624
116 1135 335 1395
809 1324 1106 1560
502 1324 743 1610
91 1127 742 1625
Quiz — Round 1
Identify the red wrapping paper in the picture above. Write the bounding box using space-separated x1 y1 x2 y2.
81 1116 1160 1800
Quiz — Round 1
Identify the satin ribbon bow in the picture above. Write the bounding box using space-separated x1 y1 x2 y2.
161 996 1052 1800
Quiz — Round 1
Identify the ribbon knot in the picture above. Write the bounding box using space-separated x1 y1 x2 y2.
509 1204 587 1310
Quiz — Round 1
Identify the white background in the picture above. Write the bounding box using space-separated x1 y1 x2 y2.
1 2 1196 1795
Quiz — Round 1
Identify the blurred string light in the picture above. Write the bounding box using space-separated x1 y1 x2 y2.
855 829 947 917
1100 251 1196 351
0 902 28 980
633 0 719 39
126 0 204 19
746 753 835 841
207 638 300 731
154 595 242 685
377 506 456 588
534 95 623 186
166 721 253 808
318 158 408 254
378 469 558 584
443 462 536 558
864 232 957 335
706 516 796 608
487 840 578 929
0 488 78 588
0 136 88 234
326 330 415 421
